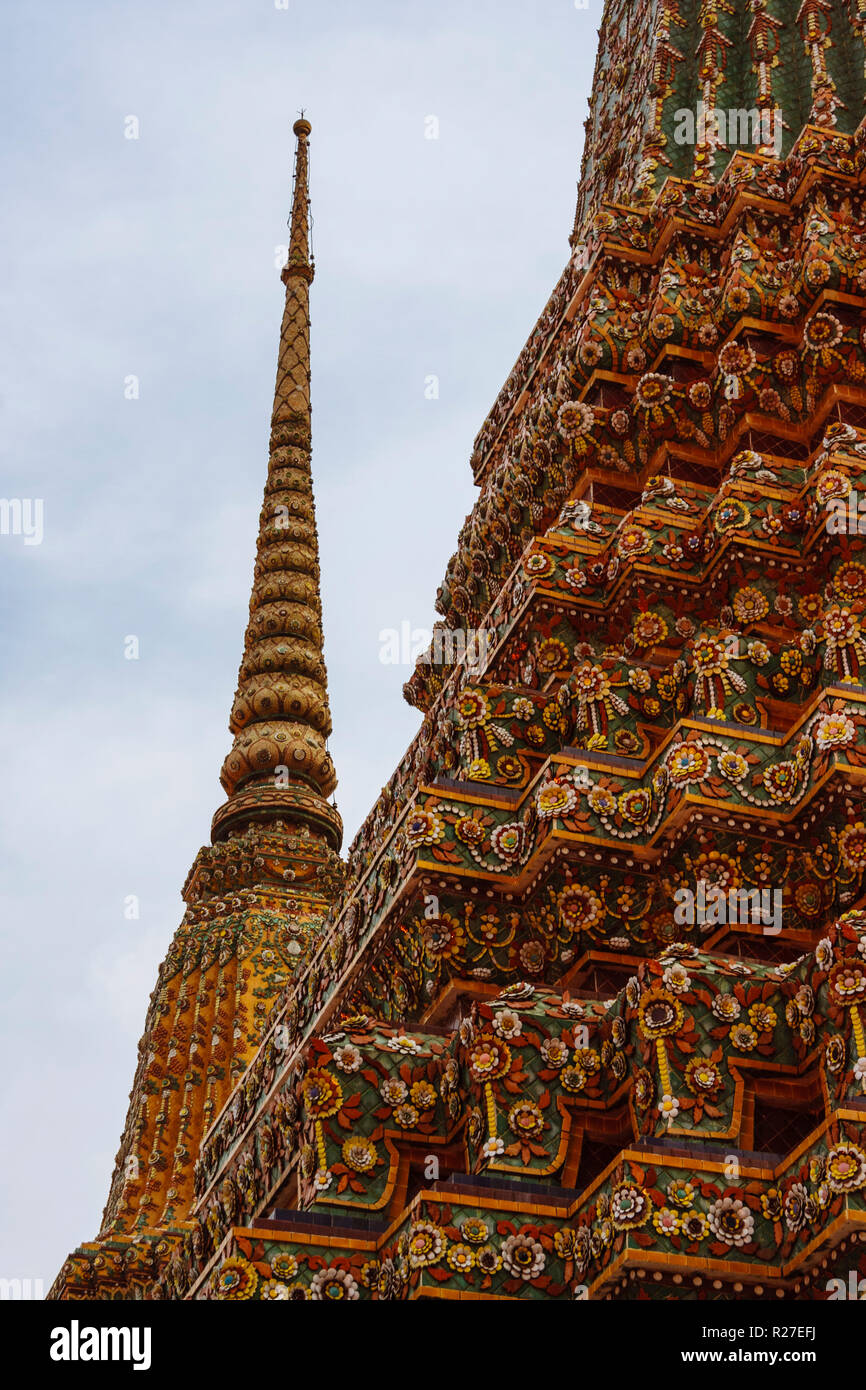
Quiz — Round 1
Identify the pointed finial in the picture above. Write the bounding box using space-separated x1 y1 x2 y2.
285 117 313 285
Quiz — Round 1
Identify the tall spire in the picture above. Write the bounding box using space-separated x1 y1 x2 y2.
212 117 340 849
274 114 314 428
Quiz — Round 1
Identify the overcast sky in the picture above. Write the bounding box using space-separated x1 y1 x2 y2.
0 0 597 1290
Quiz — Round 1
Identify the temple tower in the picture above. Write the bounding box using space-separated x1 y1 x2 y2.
51 119 343 1299
52 3 866 1302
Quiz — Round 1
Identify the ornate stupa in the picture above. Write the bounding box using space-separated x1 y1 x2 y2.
52 2 866 1302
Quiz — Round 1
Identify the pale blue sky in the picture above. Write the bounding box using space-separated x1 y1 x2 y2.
0 0 597 1288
